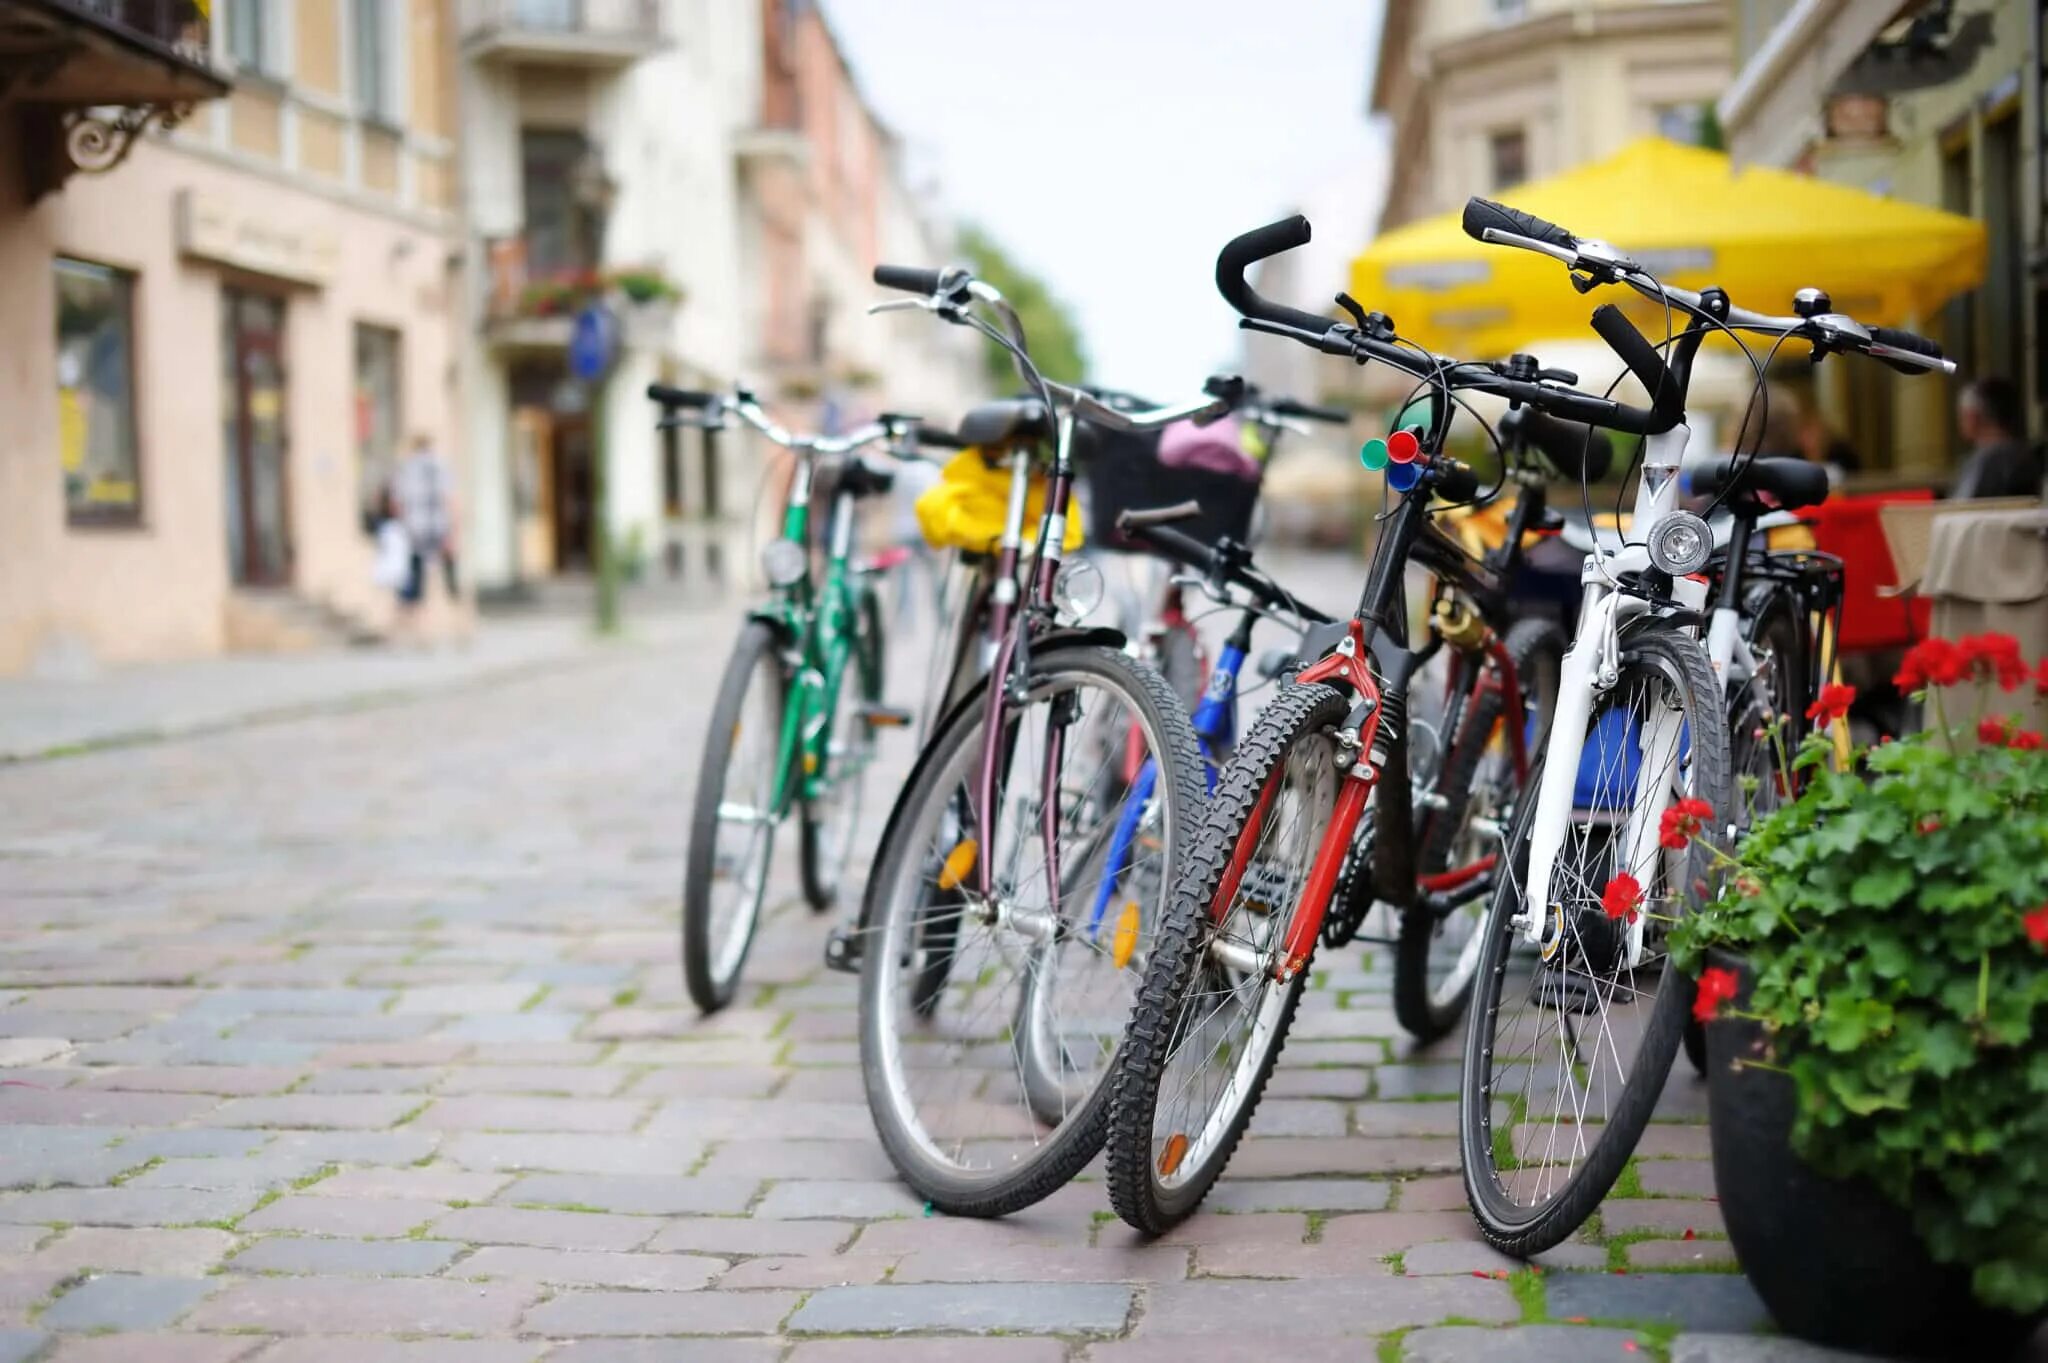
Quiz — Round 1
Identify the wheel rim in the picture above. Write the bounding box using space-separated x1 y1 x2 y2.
703 648 783 987
1150 730 1337 1190
872 661 1174 1186
812 694 873 900
1472 648 1700 1219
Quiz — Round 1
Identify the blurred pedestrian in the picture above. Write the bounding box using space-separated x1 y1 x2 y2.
1797 405 1861 487
390 433 462 635
1951 377 2043 500
371 488 412 610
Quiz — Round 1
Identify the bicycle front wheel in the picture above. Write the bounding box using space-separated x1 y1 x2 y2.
859 644 1202 1216
682 619 788 1014
1459 626 1729 1256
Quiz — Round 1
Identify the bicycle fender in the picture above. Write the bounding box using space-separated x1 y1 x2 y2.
1031 626 1130 654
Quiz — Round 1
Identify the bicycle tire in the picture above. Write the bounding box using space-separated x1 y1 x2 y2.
682 619 787 1014
1395 618 1566 1043
1458 625 1730 1256
800 585 885 912
859 643 1203 1217
1105 681 1351 1233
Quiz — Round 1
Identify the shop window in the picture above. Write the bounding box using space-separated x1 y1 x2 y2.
55 258 142 525
354 323 402 528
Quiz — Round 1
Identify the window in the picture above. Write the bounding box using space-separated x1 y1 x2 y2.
354 324 402 527
228 0 272 75
521 130 602 278
1491 0 1529 20
1488 128 1528 191
55 259 142 524
352 0 394 124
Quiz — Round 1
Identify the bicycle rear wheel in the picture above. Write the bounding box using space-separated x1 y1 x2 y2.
801 585 885 912
859 643 1202 1216
1105 681 1351 1233
682 620 787 1014
1459 626 1729 1256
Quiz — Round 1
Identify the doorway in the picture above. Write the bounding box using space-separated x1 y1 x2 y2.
551 412 594 570
222 288 291 586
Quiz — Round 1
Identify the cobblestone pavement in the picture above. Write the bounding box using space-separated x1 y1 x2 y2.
0 619 1938 1362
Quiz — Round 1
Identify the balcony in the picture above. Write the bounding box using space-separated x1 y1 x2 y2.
481 235 679 352
460 0 670 69
732 124 809 176
0 0 229 197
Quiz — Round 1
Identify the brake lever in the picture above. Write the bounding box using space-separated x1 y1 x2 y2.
866 298 933 317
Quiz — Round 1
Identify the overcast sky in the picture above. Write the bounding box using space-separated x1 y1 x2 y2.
823 0 1390 400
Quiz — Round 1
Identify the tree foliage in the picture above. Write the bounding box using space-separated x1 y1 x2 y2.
954 226 1090 389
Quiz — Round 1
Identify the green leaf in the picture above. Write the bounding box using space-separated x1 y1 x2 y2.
1849 862 1916 909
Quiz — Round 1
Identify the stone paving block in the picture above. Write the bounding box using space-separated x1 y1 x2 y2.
389 985 538 1015
522 1289 799 1337
1083 1341 1371 1363
1371 1062 1465 1098
790 1342 1064 1363
1545 1272 1772 1333
261 1133 438 1167
646 1218 854 1258
1668 1336 1895 1362
1389 1176 1468 1211
1198 1179 1391 1214
297 1069 443 1095
1634 1125 1715 1159
435 1067 626 1097
245 1339 543 1363
0 1271 67 1325
499 1173 756 1216
1139 1275 1516 1336
1261 1067 1372 1100
73 1067 300 1097
1628 1238 1740 1270
308 1168 507 1203
1351 1102 1463 1136
160 1041 326 1068
0 1011 143 1041
0 1090 217 1127
1226 1137 1460 1178
25 1227 236 1276
892 1244 1188 1286
319 1044 469 1067
0 1041 69 1067
790 1282 1133 1335
410 1097 648 1134
1600 1199 1728 1238
695 1140 895 1182
226 1237 463 1277
43 1334 263 1363
457 1042 607 1065
608 1041 785 1068
441 1134 696 1177
544 1342 781 1363
0 1330 46 1363
0 1187 259 1228
126 1153 331 1192
116 1131 268 1161
228 1017 439 1045
458 1246 721 1290
13 989 198 1013
1400 1325 1648 1361
1244 1101 1349 1137
1100 1212 1307 1252
427 1206 656 1251
202 1097 418 1131
237 1196 435 1239
716 1253 899 1289
0 1227 42 1256
38 1273 217 1330
646 1099 873 1142
186 990 391 1017
434 1014 580 1044
1315 1209 1487 1254
619 1068 792 1101
1397 1238 1608 1275
1640 1160 1719 1198
187 1277 534 1334
0 1128 133 1190
752 1181 921 1220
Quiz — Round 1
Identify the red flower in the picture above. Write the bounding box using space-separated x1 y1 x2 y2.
1917 814 1942 835
2014 730 2044 752
1601 873 1643 924
1658 797 1714 851
1978 717 2011 747
1805 683 1856 725
1961 633 2028 691
2025 906 2048 948
1895 638 1967 691
1694 965 1739 1023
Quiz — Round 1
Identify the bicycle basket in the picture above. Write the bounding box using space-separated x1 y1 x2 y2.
915 449 1085 555
1079 421 1260 551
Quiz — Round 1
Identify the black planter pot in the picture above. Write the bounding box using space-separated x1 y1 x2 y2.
1704 951 2045 1362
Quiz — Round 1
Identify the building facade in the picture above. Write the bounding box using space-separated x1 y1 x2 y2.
1 0 467 675
459 0 982 596
1720 0 2039 475
1371 0 1730 231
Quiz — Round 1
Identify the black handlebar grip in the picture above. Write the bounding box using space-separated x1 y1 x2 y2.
1589 305 1684 434
1514 408 1614 483
1433 459 1481 503
1271 398 1351 424
1117 501 1205 532
1121 518 1215 573
646 383 717 409
874 264 944 296
1462 197 1575 251
1867 326 1946 375
1214 217 1335 336
917 426 968 451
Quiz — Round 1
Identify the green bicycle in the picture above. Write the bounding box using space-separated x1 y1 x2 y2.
649 384 937 1013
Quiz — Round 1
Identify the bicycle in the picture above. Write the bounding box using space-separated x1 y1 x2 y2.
849 262 1212 1216
648 383 938 1014
1436 202 1950 1254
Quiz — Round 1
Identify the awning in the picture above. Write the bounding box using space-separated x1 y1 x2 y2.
1350 137 1986 359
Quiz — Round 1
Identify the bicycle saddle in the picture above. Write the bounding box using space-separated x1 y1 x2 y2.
957 398 1052 450
1688 456 1830 514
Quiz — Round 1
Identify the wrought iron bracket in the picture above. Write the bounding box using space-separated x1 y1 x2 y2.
22 100 192 200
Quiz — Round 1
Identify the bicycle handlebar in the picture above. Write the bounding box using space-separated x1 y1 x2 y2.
1268 396 1350 424
1214 215 1335 337
1114 504 1334 624
873 264 945 296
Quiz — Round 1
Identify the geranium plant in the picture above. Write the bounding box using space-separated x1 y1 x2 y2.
1672 634 2048 1314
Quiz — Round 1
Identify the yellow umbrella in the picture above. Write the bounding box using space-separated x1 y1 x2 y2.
1351 137 1986 358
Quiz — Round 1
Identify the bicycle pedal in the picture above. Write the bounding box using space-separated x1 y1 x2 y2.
858 704 914 730
823 926 863 974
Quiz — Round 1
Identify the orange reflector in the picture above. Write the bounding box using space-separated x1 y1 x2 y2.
937 840 978 890
1159 1133 1189 1177
1111 902 1141 969
803 752 819 775
868 712 911 729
